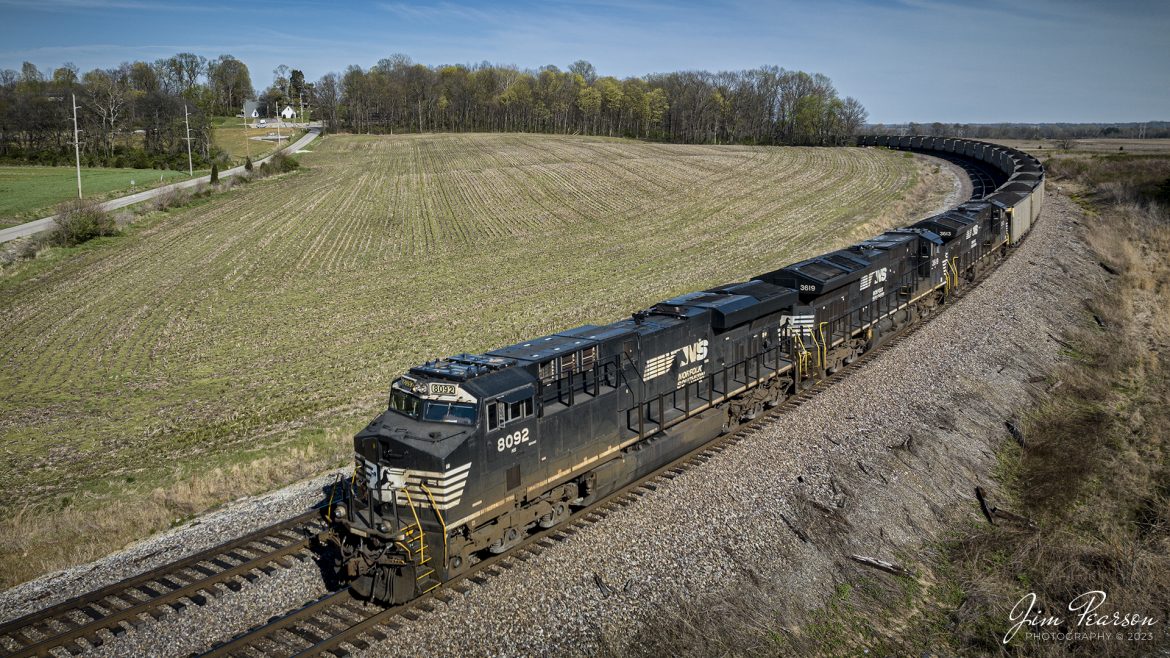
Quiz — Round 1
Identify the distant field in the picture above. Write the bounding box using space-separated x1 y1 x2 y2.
211 116 303 165
0 133 951 586
0 166 191 228
988 137 1170 159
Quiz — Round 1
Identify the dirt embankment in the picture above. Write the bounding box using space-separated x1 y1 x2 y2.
0 181 1105 657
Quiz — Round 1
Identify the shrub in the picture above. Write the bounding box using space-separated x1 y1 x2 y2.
16 233 51 259
244 156 253 172
151 187 190 212
210 162 219 184
50 198 117 247
266 152 300 173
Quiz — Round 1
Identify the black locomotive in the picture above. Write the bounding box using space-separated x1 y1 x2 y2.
321 136 1045 605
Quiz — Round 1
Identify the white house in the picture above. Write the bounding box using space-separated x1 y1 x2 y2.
281 105 296 120
243 100 260 118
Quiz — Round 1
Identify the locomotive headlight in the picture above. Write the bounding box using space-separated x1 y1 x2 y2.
333 503 347 520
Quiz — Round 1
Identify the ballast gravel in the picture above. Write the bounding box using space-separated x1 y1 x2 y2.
0 186 1092 657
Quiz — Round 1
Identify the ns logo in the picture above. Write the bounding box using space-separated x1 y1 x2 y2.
680 339 709 364
646 339 709 380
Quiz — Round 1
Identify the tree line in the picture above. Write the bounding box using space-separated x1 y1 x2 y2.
1 53 869 169
0 54 254 169
315 57 867 146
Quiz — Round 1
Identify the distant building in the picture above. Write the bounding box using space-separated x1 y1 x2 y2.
243 100 260 118
281 105 296 120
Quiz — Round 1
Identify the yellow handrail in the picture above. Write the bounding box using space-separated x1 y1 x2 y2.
419 483 448 567
400 485 426 561
794 334 809 380
818 321 829 370
809 324 822 368
326 474 341 522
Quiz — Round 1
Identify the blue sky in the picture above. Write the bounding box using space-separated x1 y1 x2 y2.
1 0 1167 124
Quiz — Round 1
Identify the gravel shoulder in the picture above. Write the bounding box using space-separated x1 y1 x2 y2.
0 186 1090 657
336 192 1091 658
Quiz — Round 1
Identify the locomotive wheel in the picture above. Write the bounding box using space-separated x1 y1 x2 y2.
489 526 523 554
539 502 569 528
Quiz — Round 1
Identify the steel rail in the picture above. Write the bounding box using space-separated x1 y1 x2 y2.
0 509 325 657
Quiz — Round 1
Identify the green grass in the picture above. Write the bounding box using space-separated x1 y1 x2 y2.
211 115 303 166
0 133 947 587
0 166 192 228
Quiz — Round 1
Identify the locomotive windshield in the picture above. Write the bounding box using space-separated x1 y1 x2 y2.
389 388 477 426
422 401 477 425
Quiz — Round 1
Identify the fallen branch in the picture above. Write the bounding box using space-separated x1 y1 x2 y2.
592 571 614 598
779 513 810 543
1047 333 1076 350
975 486 996 524
848 554 914 578
975 486 1037 529
992 508 1037 529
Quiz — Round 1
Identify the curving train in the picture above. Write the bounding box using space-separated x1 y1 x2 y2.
321 136 1045 605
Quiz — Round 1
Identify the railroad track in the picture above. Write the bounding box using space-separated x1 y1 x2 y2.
0 510 327 658
200 255 1003 658
1 175 1014 658
0 249 1008 658
0 252 1002 658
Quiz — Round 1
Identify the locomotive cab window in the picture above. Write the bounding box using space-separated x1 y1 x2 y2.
389 388 421 420
489 391 535 431
508 398 534 421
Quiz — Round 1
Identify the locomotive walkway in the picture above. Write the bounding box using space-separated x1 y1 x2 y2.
0 127 321 244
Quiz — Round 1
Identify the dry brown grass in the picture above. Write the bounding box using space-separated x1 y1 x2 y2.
597 157 1170 657
0 440 333 586
937 196 1170 657
0 134 947 590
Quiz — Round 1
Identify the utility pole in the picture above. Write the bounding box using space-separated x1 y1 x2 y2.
183 104 194 176
241 113 251 161
72 93 82 199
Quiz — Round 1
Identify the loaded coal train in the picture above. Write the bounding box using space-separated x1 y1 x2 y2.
321 136 1045 604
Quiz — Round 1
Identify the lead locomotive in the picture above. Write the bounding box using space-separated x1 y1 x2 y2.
320 136 1044 604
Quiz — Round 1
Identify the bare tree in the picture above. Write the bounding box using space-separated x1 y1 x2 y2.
568 60 597 86
169 53 206 93
273 64 290 105
839 96 869 138
83 65 131 158
209 55 253 115
314 72 341 132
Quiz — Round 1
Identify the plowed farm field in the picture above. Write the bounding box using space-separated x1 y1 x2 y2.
0 133 951 585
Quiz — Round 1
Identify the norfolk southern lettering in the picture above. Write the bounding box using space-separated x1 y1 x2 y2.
320 136 1046 605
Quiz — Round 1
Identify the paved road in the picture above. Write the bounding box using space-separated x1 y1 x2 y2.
0 128 321 244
